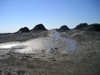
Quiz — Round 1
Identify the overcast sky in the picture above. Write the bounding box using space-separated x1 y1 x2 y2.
0 0 100 33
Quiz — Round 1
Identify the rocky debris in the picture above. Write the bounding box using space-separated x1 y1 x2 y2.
87 24 100 31
5 71 12 75
74 23 88 29
31 24 47 32
56 25 70 32
17 70 25 75
0 70 27 75
16 27 30 33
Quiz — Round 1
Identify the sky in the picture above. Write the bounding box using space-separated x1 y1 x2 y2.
0 0 100 33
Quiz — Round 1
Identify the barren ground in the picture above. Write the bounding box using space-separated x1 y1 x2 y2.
0 30 100 75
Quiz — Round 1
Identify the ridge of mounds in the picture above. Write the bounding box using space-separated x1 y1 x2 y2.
16 24 47 33
74 23 100 31
56 25 70 32
16 23 100 33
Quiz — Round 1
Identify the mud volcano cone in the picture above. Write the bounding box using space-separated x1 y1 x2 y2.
31 24 47 32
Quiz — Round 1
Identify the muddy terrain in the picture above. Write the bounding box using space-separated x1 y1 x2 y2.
0 30 100 75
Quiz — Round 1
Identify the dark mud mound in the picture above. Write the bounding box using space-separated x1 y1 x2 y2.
17 27 30 33
74 23 88 29
56 25 70 32
87 24 100 31
31 24 47 32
